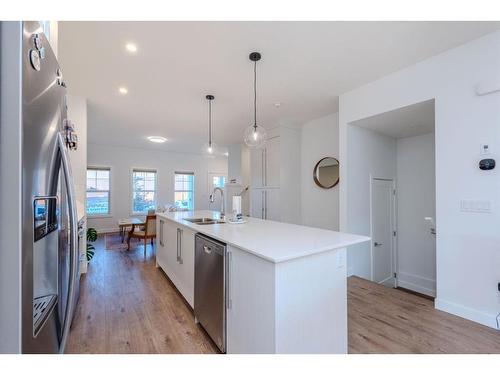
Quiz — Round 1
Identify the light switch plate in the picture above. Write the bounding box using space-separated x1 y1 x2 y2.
460 200 492 213
480 144 490 155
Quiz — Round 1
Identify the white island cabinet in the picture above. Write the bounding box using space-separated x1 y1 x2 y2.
156 217 195 307
156 210 370 354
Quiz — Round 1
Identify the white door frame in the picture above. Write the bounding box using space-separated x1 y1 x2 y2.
369 175 398 287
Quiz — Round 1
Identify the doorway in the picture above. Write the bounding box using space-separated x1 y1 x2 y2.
347 98 436 297
370 178 396 287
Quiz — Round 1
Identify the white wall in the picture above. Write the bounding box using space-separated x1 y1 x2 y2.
345 125 397 278
396 133 436 296
300 113 340 231
87 144 227 233
67 95 87 220
340 31 500 328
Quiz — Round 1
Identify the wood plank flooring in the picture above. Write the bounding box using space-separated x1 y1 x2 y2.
67 235 500 354
66 235 218 354
348 276 500 353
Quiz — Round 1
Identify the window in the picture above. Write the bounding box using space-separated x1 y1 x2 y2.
175 172 195 210
131 169 157 214
212 175 226 189
86 167 111 216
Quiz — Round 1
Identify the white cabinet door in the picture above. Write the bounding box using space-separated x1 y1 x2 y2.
156 218 167 268
264 188 281 221
175 227 195 307
264 136 280 188
250 148 264 188
250 188 265 219
226 246 275 353
163 221 178 280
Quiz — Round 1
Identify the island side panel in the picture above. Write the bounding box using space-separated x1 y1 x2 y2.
226 245 276 353
274 248 348 353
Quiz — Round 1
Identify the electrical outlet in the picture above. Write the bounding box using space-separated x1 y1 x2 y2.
336 250 346 269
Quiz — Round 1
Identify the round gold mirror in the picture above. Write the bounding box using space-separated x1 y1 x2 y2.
313 157 339 189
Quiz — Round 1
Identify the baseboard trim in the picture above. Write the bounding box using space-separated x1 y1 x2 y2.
435 298 499 330
397 271 436 297
95 228 120 235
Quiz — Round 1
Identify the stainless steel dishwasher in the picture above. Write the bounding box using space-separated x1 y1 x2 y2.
194 233 227 352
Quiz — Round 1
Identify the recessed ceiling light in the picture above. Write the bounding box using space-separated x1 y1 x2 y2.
223 152 229 157
147 136 167 143
274 102 282 108
118 87 128 95
125 43 137 53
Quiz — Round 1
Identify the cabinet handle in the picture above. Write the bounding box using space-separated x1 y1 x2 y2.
264 190 268 220
264 148 267 186
261 190 265 219
226 250 232 310
261 149 265 187
159 220 164 247
177 228 183 264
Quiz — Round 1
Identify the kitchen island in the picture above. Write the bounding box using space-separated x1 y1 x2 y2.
155 210 369 354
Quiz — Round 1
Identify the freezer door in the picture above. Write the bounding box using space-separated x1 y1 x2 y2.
21 21 78 354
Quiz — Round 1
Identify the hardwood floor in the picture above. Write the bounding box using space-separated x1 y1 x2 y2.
67 235 500 354
348 276 500 353
66 235 218 354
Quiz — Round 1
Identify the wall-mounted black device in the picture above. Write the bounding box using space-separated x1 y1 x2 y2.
479 158 495 170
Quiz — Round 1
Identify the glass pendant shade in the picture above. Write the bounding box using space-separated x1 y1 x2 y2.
244 52 267 148
244 125 267 148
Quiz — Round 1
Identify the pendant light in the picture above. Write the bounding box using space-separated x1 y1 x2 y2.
244 52 267 148
202 94 217 155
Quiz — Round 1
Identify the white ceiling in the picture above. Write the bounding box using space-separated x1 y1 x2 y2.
351 99 435 139
58 21 499 153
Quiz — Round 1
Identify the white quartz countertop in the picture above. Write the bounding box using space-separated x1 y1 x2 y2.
157 210 370 263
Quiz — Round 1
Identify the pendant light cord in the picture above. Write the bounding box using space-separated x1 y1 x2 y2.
254 60 257 129
208 98 212 146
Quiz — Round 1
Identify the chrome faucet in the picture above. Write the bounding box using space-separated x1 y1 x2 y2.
209 187 225 220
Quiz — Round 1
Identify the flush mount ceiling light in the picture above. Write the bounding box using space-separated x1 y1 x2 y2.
202 94 218 155
147 136 167 143
118 86 128 95
243 52 267 148
125 43 137 53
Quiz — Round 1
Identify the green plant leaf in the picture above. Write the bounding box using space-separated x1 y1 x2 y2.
87 227 98 242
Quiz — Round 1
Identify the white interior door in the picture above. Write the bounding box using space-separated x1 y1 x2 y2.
371 178 396 287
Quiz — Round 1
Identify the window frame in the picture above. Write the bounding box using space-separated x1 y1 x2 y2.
174 171 195 211
130 168 158 216
86 166 112 217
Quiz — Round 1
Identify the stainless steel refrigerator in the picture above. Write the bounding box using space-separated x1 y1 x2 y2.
12 21 80 354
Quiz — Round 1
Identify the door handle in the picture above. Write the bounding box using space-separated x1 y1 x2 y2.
55 132 78 354
203 245 212 254
374 242 383 247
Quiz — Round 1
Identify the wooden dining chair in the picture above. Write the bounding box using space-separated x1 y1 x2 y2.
127 215 156 256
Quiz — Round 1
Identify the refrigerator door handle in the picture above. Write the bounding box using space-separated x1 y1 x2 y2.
56 132 79 354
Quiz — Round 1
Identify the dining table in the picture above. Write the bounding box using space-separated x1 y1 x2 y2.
117 217 145 242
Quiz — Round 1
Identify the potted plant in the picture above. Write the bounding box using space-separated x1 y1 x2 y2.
86 227 97 262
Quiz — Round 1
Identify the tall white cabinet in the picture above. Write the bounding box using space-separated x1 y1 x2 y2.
249 126 301 224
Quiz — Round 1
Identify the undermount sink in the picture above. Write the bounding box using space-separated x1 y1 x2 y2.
184 217 225 225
